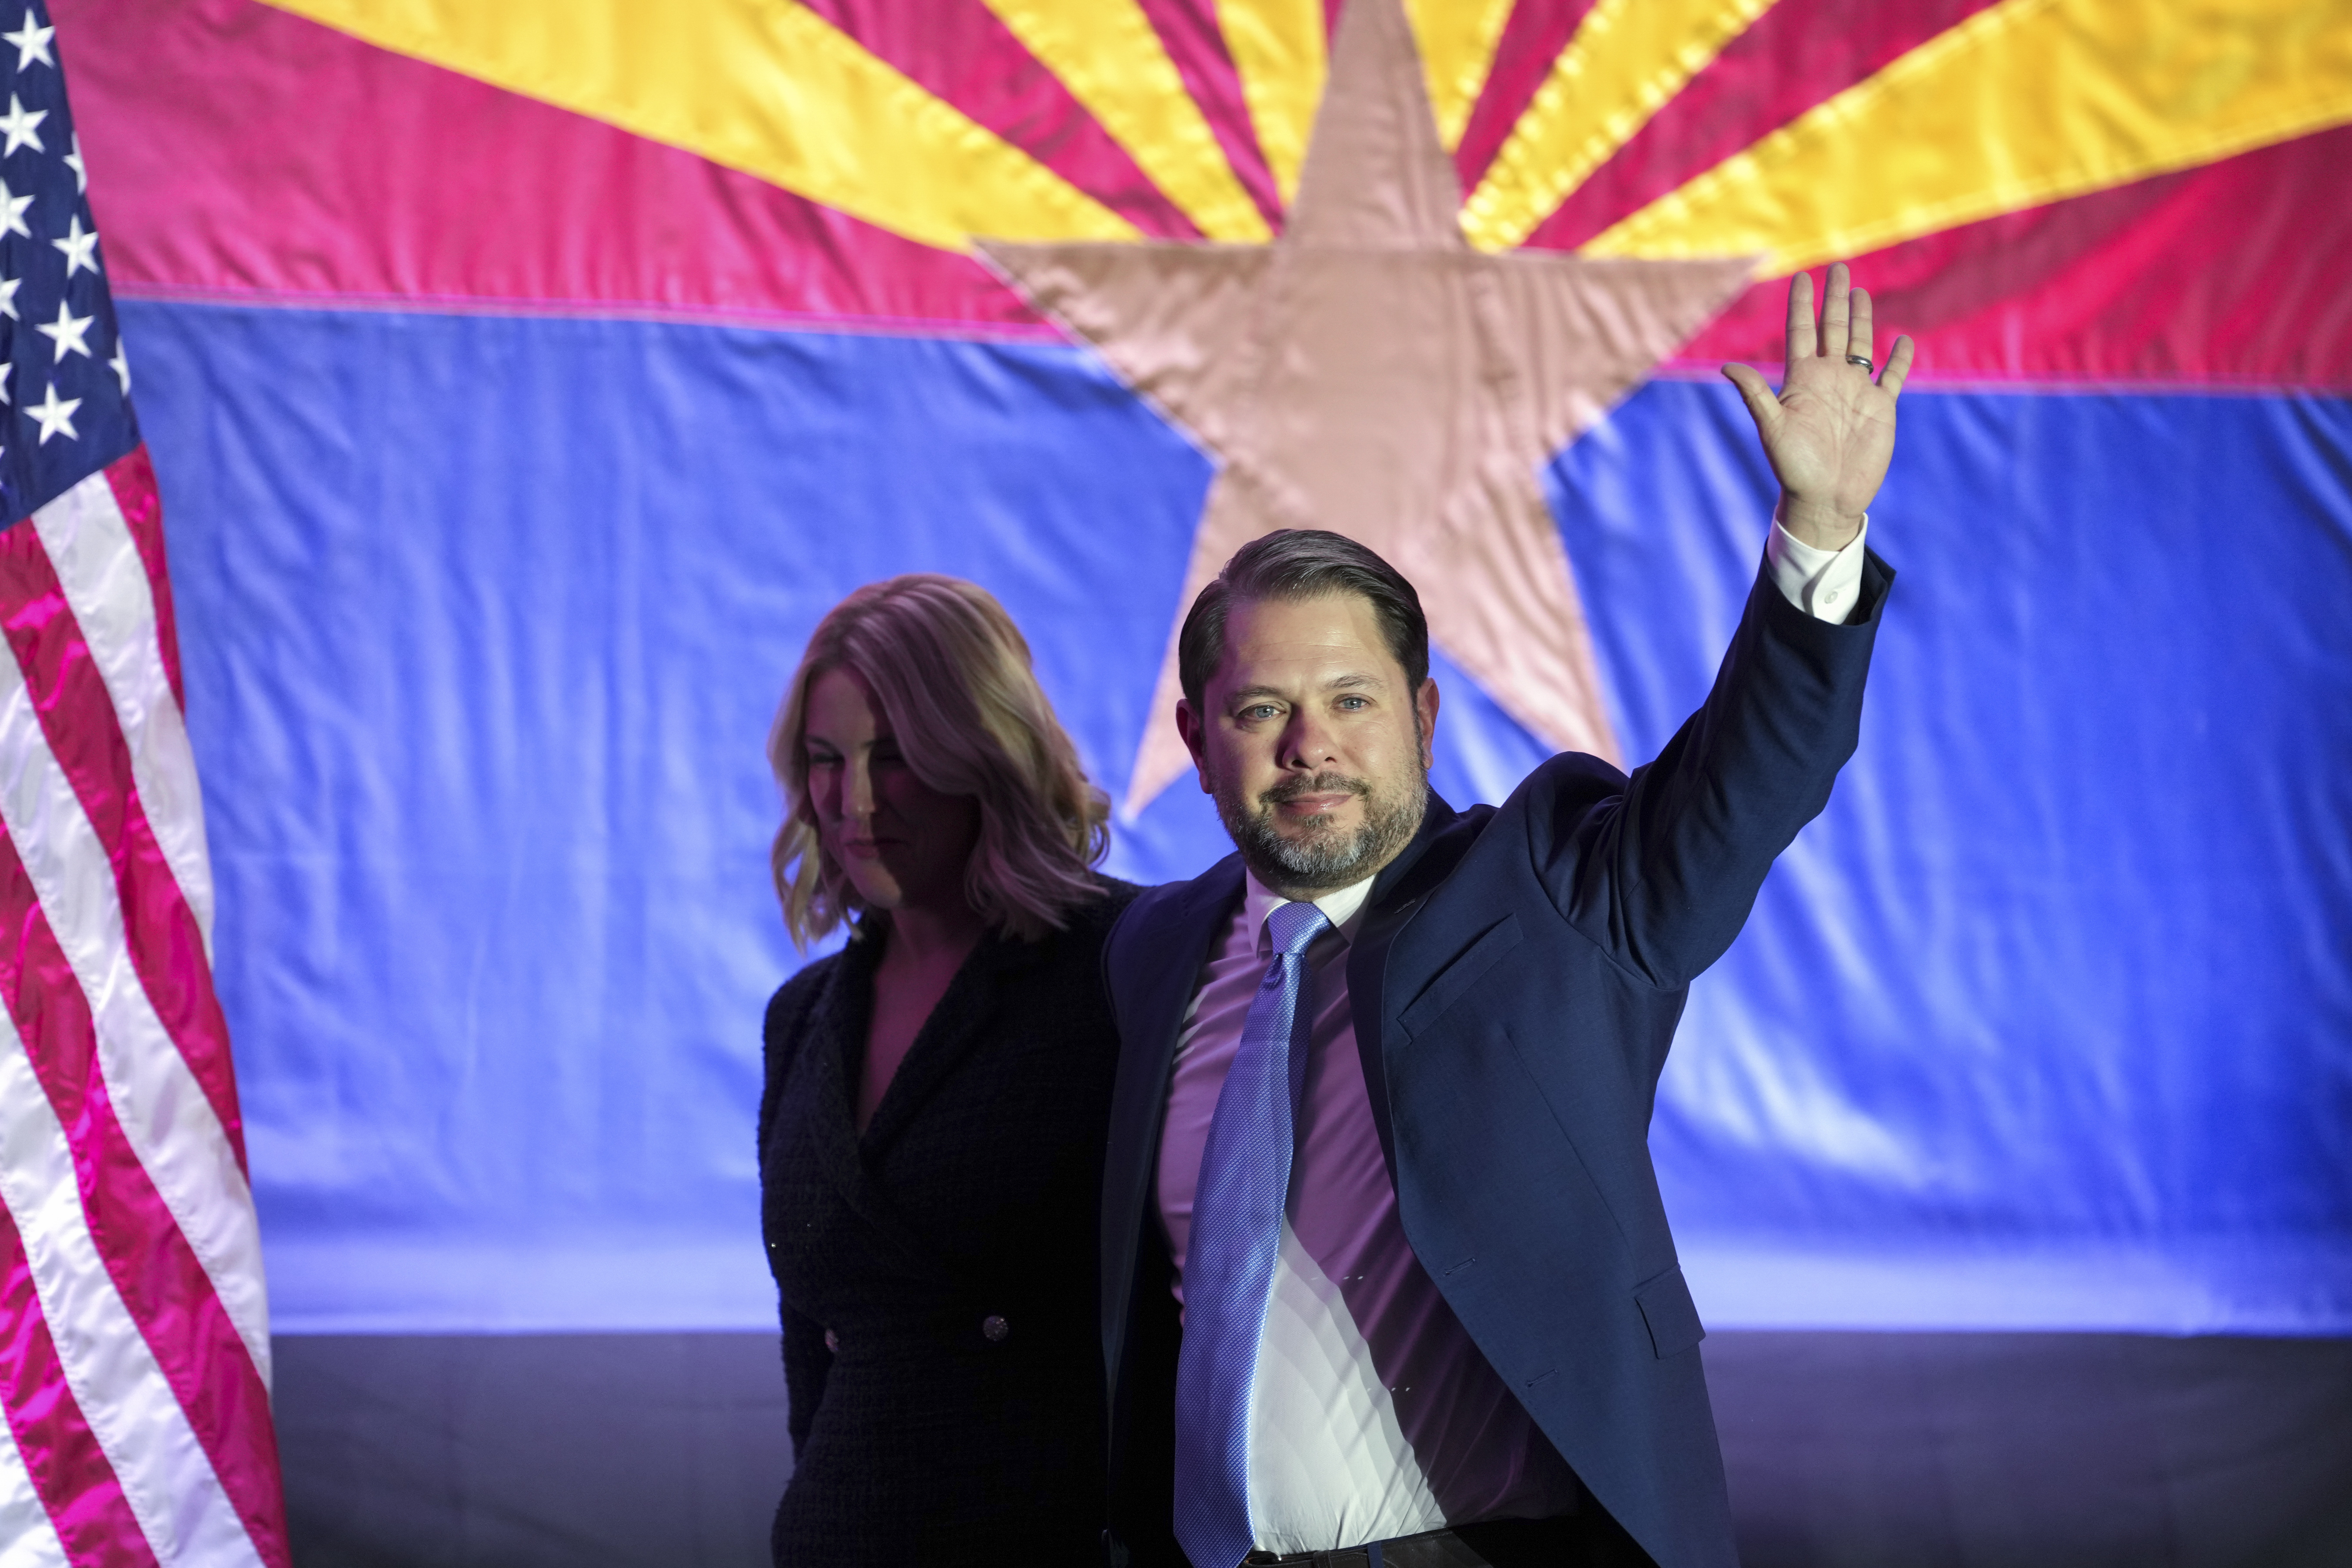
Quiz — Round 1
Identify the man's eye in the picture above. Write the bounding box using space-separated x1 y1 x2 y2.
1241 704 1280 721
1336 696 1369 710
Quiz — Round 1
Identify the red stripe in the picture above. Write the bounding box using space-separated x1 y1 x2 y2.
1452 0 1601 197
1674 123 2352 389
0 525 245 1172
64 0 1043 333
805 0 1202 240
0 826 286 1568
1525 0 2001 251
1134 0 1287 232
101 451 183 715
0 1199 159 1568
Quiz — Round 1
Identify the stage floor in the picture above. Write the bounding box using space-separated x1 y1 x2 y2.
273 1330 2352 1567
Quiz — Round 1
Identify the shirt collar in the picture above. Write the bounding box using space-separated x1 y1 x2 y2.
1241 867 1376 954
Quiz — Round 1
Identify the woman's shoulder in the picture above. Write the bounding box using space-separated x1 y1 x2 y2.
985 876 1143 978
758 947 853 1145
1048 874 1146 947
763 943 854 1050
1082 872 1147 920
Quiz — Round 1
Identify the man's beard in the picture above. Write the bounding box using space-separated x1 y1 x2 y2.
1215 765 1428 895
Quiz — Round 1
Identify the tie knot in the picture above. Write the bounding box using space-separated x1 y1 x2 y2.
1264 899 1331 959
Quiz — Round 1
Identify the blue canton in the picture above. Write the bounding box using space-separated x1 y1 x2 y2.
0 0 136 530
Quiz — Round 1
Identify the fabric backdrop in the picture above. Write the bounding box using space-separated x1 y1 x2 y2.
59 0 2352 1335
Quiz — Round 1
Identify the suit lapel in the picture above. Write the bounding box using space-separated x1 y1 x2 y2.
1114 859 1245 1079
1348 794 1466 1184
1101 856 1246 1395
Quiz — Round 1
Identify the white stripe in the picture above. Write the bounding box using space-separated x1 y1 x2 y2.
0 1009 260 1566
0 646 271 1382
30 470 217 959
0 1397 71 1568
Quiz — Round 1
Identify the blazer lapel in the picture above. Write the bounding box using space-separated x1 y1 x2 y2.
790 928 947 1284
858 930 1045 1156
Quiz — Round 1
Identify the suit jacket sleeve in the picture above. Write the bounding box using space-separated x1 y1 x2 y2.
1533 548 1892 991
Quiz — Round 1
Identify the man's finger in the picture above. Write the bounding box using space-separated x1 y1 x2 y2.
1723 363 1783 435
1850 286 1874 367
1820 262 1850 362
1783 270 1813 373
1880 335 1917 399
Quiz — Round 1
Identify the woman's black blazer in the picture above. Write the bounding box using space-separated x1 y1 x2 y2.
758 879 1139 1565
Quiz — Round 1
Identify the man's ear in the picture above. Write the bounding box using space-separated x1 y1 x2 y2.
1175 699 1213 793
1416 678 1440 771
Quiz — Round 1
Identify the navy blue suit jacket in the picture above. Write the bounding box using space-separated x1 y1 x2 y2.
1099 554 1892 1568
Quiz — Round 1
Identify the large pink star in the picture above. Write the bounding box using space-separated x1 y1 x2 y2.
984 0 1753 812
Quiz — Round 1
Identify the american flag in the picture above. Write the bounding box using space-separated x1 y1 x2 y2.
0 4 289 1563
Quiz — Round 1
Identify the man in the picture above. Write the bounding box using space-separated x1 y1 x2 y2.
1100 264 1913 1568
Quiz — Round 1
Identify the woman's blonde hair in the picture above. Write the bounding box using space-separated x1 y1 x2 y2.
768 574 1110 948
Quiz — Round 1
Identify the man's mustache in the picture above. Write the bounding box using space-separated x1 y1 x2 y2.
1259 772 1371 810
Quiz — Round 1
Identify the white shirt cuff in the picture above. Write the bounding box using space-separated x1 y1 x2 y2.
1766 511 1869 622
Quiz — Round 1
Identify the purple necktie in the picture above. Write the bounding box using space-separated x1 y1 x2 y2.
1174 899 1332 1568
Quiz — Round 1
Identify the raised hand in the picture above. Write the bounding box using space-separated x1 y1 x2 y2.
1723 262 1915 551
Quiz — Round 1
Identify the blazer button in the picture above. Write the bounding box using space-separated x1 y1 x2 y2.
981 1314 1010 1343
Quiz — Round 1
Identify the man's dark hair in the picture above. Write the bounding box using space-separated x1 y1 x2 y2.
1178 529 1429 708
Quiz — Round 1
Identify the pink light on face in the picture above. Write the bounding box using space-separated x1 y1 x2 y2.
800 667 980 917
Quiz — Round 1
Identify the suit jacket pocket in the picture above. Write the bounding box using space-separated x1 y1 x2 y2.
1634 1263 1705 1358
1397 915 1524 1038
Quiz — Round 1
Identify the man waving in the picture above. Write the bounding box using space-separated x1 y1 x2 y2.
1100 265 1913 1568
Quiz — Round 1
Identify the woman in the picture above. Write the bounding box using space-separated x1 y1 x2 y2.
757 574 1136 1565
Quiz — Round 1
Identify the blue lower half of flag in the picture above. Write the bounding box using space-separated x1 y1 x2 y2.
119 300 2352 1334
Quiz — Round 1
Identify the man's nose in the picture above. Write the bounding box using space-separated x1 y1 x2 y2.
1279 710 1338 769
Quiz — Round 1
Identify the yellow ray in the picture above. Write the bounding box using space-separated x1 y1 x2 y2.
1404 0 1516 151
1216 0 1327 206
1586 0 2352 276
1460 0 1781 253
981 0 1271 241
261 0 1137 253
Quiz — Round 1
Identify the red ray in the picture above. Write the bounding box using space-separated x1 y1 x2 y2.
1525 0 2001 251
1134 0 1287 232
1675 125 2352 390
65 0 1048 333
803 0 1203 240
1452 0 1601 196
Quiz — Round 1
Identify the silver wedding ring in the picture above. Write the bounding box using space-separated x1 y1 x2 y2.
1846 354 1874 374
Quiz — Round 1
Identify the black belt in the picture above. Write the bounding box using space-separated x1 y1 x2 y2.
1236 1513 1584 1568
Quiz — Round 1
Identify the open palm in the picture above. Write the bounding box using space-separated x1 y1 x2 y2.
1724 263 1915 549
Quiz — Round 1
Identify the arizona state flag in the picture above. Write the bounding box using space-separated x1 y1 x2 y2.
49 0 2352 1378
